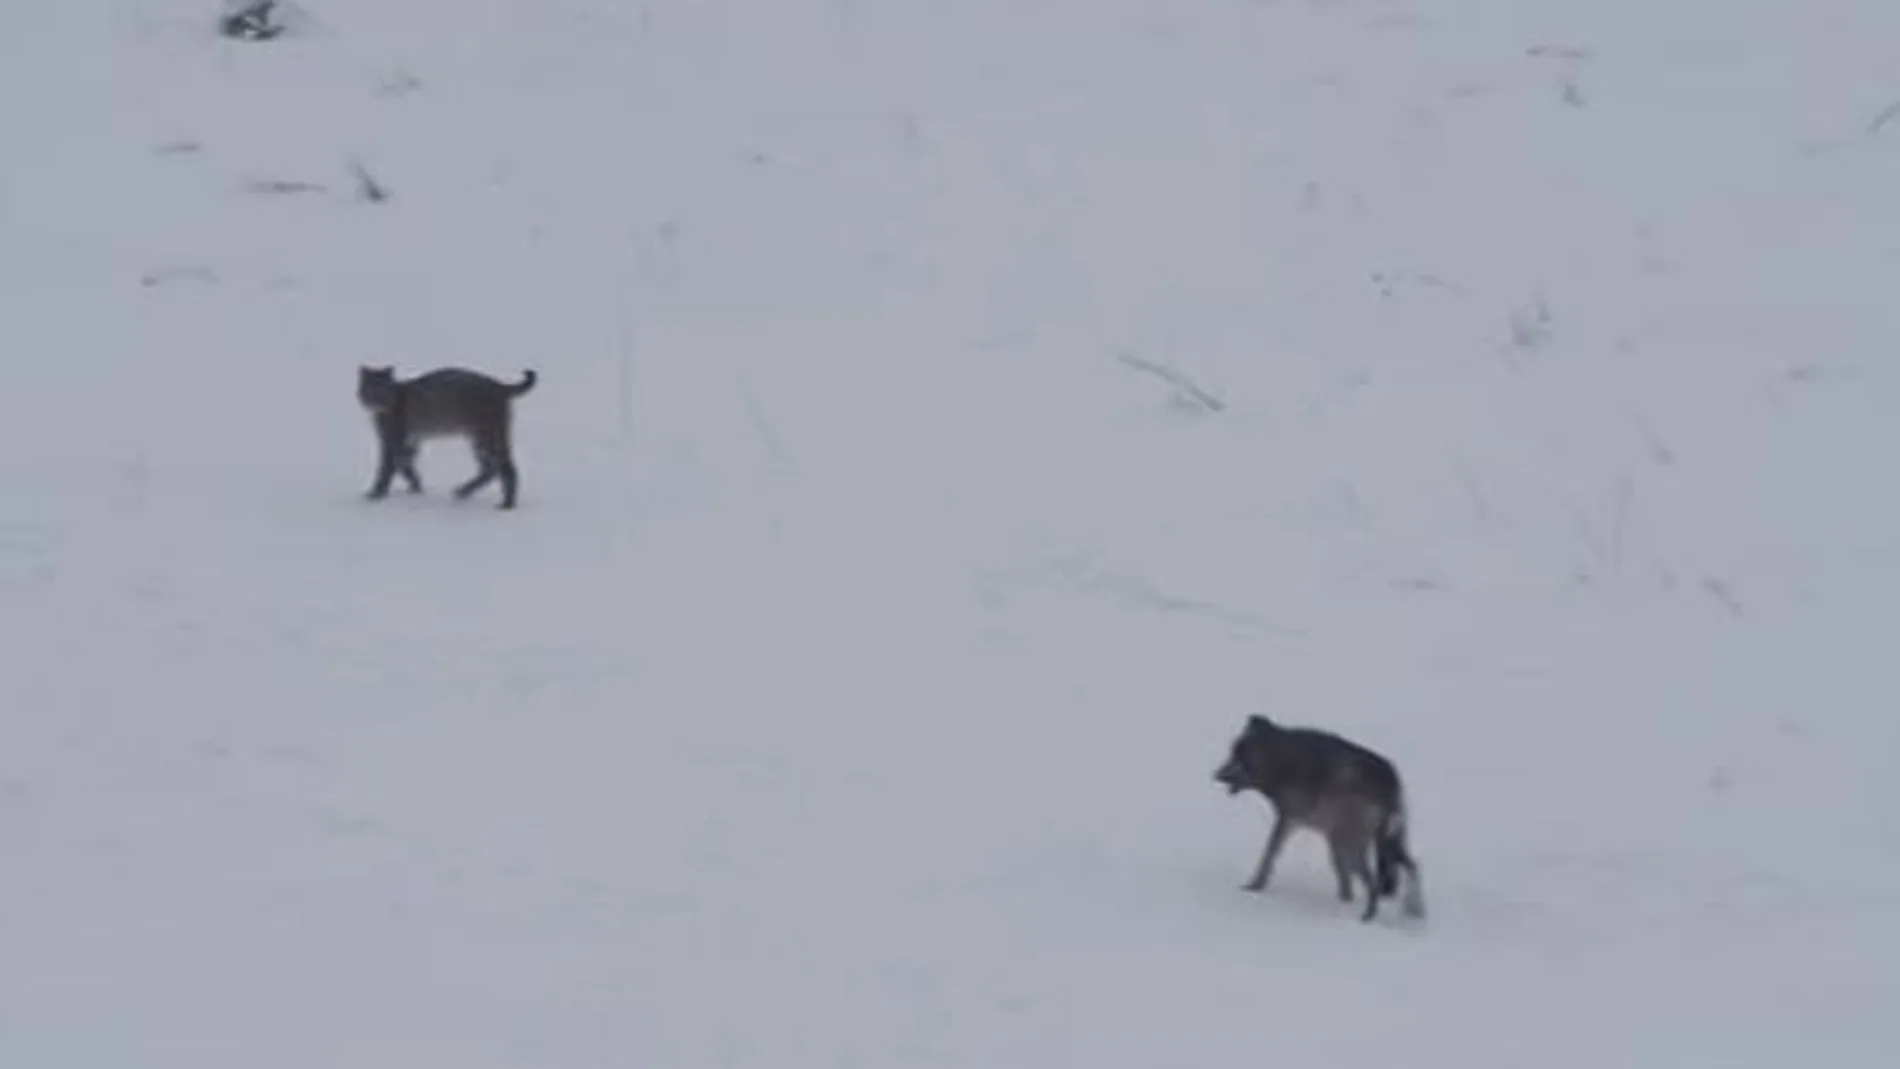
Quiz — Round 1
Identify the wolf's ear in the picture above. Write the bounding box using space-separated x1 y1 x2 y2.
1248 714 1273 731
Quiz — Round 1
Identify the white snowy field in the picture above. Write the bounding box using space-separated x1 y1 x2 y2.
3 0 1899 1064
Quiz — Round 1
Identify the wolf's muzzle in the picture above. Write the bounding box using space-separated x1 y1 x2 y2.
1214 758 1246 794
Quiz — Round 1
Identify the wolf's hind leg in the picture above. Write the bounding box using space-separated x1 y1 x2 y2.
1327 832 1365 903
1348 840 1382 922
1400 865 1426 920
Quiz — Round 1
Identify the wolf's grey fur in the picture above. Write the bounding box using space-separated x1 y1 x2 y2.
358 365 536 510
1213 714 1425 923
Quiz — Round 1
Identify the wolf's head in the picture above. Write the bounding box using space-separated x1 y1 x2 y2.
357 365 399 413
1213 715 1278 796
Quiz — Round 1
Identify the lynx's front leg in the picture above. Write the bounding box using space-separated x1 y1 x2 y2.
365 419 413 500
366 442 400 499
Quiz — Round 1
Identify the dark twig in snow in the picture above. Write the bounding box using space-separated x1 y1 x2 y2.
1450 454 1493 525
1081 568 1299 636
241 177 327 196
1526 43 1595 61
737 375 794 472
376 71 424 99
141 265 219 288
1630 412 1675 466
1563 497 1610 570
981 558 1301 637
1700 577 1746 618
1609 474 1634 572
1116 352 1226 412
1868 101 1900 135
219 1 283 41
1507 295 1554 353
349 158 390 203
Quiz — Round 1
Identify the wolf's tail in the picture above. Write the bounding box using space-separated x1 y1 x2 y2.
1373 803 1426 919
509 369 538 397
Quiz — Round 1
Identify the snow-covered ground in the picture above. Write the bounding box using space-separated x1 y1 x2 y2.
3 0 1898 1064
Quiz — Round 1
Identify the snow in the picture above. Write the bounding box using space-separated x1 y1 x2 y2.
3 0 1898 1064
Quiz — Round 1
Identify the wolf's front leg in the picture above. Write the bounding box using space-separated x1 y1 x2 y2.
1244 813 1293 892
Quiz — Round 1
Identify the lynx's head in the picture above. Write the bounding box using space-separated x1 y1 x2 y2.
357 365 399 413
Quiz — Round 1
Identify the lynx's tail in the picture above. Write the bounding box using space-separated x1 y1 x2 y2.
509 369 538 397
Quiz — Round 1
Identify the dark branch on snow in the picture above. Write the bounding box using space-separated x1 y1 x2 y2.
350 158 390 203
219 1 284 42
1116 352 1226 413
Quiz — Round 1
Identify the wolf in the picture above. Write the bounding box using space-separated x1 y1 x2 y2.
357 365 537 510
1213 714 1425 923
